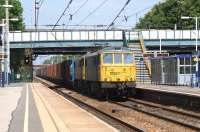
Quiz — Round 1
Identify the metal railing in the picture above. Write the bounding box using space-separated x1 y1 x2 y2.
138 32 151 76
9 29 200 43
9 30 123 42
127 29 200 40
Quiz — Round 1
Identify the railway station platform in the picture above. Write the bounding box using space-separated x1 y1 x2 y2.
0 83 118 132
136 84 200 112
136 83 200 97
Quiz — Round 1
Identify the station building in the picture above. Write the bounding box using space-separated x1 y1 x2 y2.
151 54 200 87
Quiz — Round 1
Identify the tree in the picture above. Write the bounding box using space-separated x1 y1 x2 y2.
0 0 24 30
43 55 80 64
0 0 25 80
136 0 200 29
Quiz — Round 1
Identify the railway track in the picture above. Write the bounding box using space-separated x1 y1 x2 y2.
55 89 144 132
110 98 200 131
35 77 144 132
36 77 200 131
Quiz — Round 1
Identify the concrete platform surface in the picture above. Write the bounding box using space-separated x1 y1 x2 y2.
0 82 118 132
0 84 23 132
32 83 118 132
137 83 200 97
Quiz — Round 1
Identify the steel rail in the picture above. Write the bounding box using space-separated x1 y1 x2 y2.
110 100 200 131
128 98 200 119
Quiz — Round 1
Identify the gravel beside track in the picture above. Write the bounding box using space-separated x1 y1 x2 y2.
111 98 200 131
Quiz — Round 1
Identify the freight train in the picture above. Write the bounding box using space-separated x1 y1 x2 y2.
36 47 136 98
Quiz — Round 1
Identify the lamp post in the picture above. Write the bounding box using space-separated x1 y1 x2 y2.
181 16 200 87
0 1 14 85
0 1 17 85
181 16 199 51
0 4 13 8
0 22 5 87
4 18 18 85
159 37 162 53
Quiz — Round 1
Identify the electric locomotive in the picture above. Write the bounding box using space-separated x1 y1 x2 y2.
74 47 136 98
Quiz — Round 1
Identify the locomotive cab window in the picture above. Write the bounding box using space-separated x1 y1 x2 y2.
124 53 133 64
103 53 113 64
114 54 122 64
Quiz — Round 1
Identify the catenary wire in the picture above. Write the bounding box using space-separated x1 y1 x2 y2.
77 0 109 26
65 0 89 26
52 0 74 30
107 0 132 29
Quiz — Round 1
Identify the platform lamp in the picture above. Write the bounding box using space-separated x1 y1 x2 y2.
181 16 200 87
4 18 18 85
0 22 5 87
0 3 14 85
1 18 19 85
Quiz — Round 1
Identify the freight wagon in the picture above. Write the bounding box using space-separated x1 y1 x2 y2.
151 54 198 86
36 60 75 87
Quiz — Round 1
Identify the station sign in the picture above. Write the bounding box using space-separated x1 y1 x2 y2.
143 52 169 58
193 57 200 62
143 53 154 58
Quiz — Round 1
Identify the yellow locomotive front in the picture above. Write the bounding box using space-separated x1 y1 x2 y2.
99 48 136 97
100 53 136 82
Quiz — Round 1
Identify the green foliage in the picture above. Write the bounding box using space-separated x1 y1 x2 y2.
43 55 81 64
10 49 25 71
0 0 24 30
43 56 63 64
43 59 52 64
0 0 25 74
136 0 200 29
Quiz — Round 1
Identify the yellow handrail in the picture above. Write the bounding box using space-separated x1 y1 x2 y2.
138 32 151 75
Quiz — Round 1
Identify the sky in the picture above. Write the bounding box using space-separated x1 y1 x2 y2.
18 0 162 64
19 0 162 28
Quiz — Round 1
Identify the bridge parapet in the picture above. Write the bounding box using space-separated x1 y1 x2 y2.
9 30 123 42
142 30 200 40
9 29 200 48
126 30 200 40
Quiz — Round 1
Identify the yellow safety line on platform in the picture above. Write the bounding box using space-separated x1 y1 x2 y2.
52 90 120 132
31 83 70 132
23 84 29 132
31 84 58 132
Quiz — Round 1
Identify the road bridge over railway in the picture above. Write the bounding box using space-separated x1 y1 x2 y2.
9 29 200 54
7 28 200 83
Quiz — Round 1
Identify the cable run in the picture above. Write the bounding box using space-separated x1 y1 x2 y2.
66 0 89 27
34 0 45 28
52 0 74 30
107 0 131 29
73 0 89 16
77 0 109 26
121 5 155 23
39 0 45 9
116 6 153 26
